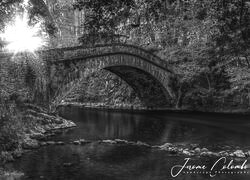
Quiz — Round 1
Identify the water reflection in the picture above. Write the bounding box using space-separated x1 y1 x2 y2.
57 107 250 149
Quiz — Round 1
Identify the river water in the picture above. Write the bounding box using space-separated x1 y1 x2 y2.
7 107 250 180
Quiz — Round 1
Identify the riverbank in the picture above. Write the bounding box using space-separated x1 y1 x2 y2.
0 170 24 180
58 102 250 115
0 104 76 179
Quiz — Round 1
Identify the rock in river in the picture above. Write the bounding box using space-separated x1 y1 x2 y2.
63 163 73 167
201 148 209 152
73 140 81 145
46 141 56 145
79 139 91 144
233 150 245 158
22 137 39 149
194 148 201 153
159 143 172 150
56 141 65 145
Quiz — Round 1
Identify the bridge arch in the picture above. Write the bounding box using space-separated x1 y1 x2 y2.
41 44 176 108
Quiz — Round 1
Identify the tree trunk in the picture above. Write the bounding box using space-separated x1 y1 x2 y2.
245 56 250 68
175 86 184 109
205 73 211 90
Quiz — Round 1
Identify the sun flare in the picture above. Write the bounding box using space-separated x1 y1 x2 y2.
0 14 45 53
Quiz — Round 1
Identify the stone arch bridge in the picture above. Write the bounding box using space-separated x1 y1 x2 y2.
37 44 176 107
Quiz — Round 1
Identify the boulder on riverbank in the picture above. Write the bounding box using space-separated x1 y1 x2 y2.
22 137 40 149
21 112 76 150
0 171 24 180
0 104 76 166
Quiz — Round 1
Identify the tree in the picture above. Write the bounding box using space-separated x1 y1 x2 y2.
74 0 135 45
0 0 22 47
55 0 249 110
29 0 57 35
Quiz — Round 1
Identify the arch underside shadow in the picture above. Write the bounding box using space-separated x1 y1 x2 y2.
104 66 170 107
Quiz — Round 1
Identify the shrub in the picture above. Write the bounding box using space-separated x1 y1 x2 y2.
0 103 23 153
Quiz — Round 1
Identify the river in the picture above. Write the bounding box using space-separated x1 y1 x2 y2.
6 107 250 180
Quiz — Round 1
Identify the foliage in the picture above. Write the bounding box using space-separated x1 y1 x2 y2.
0 0 22 47
29 0 58 36
74 0 135 44
52 69 140 107
74 0 135 32
0 0 57 42
0 0 22 27
209 0 250 57
70 0 250 110
0 103 22 154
